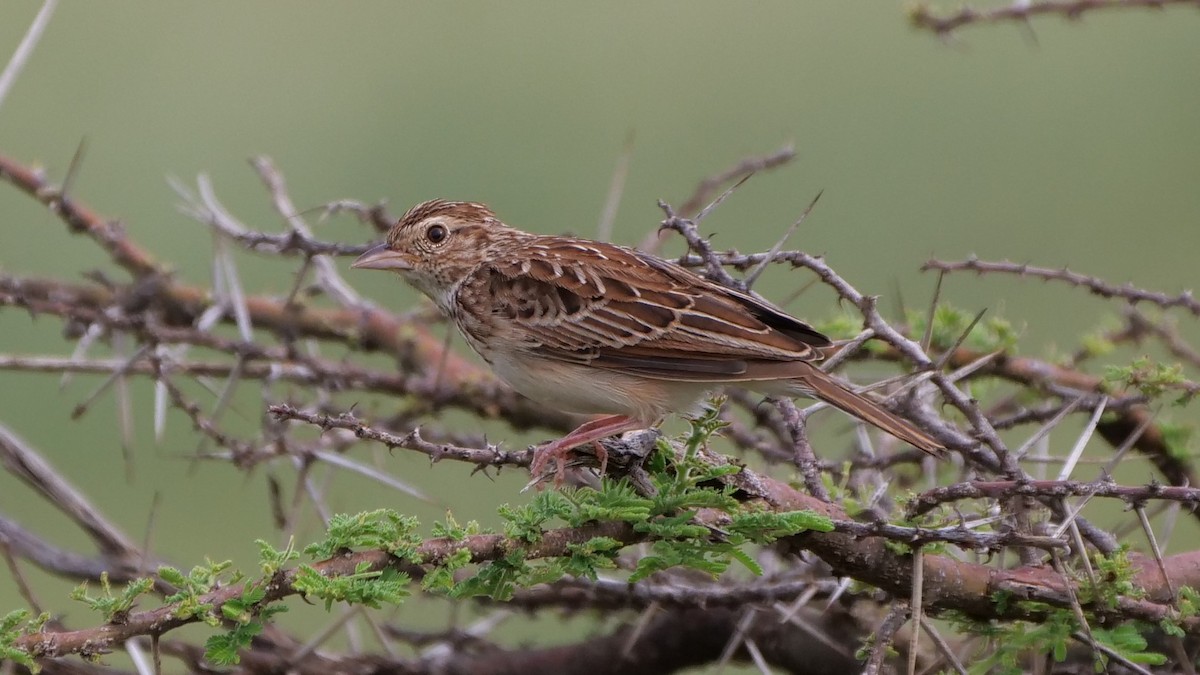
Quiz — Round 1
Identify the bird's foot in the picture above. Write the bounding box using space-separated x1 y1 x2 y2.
526 414 641 489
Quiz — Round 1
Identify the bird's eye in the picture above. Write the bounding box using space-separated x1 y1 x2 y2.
425 224 447 244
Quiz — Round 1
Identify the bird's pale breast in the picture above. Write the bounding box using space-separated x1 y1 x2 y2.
484 350 708 423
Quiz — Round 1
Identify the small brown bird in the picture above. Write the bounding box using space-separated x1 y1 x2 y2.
353 200 940 478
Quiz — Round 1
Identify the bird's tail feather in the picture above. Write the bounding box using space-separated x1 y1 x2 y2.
795 365 942 456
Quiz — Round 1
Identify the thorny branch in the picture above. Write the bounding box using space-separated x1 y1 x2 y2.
908 0 1200 37
3 147 1200 672
908 478 1200 517
925 256 1200 318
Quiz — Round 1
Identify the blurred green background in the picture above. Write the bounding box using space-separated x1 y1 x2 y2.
1 0 1198 663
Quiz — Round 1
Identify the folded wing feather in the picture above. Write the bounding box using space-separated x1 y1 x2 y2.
461 240 833 382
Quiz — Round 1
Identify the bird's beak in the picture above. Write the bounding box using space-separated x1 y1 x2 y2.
352 244 412 271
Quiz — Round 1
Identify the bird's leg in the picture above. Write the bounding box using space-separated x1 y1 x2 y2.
531 414 643 483
591 441 609 478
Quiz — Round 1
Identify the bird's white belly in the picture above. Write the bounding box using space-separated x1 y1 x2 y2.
487 351 708 423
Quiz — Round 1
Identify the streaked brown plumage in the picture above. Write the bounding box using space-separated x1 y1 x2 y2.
354 200 941 478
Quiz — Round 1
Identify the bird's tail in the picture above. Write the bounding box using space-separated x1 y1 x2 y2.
794 365 942 456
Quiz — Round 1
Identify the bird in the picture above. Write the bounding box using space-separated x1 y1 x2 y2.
352 199 941 480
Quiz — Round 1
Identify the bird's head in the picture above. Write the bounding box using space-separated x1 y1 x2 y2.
352 199 512 304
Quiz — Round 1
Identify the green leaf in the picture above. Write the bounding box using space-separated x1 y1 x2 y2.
727 547 762 576
564 537 622 580
728 509 834 543
0 610 38 671
421 547 473 594
256 538 299 575
430 512 484 540
303 510 421 560
292 563 411 611
204 621 264 666
158 566 187 587
451 558 524 601
69 573 155 622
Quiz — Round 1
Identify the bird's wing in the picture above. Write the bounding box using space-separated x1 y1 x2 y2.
455 238 831 382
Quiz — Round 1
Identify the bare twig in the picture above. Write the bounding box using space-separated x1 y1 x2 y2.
863 602 909 675
909 0 1197 36
0 0 58 110
909 478 1200 518
0 423 142 559
639 143 795 252
925 257 1200 317
596 131 634 242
